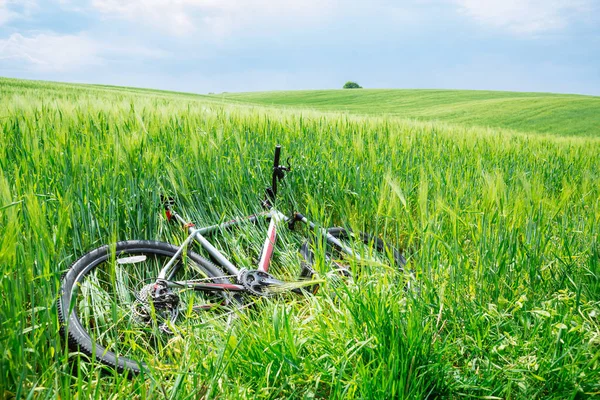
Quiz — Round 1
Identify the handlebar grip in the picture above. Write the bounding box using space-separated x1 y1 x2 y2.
273 145 281 168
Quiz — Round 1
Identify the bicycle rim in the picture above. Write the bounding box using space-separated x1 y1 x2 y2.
59 241 239 374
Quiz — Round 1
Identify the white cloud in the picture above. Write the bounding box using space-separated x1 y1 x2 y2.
90 0 341 36
0 7 12 26
0 32 102 71
0 0 38 25
454 0 594 35
0 0 19 26
0 32 167 72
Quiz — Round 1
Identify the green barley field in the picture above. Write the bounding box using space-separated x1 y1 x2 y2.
1 77 599 399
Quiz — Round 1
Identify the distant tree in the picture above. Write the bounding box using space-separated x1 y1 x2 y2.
343 81 362 89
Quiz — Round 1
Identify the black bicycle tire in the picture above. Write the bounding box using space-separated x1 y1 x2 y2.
299 227 407 282
57 240 229 375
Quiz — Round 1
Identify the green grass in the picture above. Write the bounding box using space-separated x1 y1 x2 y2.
220 89 600 137
1 76 599 399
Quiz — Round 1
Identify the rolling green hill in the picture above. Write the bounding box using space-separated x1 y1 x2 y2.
220 89 600 137
4 77 598 137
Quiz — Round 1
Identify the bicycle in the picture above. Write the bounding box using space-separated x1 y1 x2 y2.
57 145 408 374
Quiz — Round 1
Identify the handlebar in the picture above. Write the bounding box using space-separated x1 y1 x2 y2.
273 145 281 170
264 144 290 208
271 145 282 190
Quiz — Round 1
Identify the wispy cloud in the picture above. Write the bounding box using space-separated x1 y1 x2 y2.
0 32 167 72
0 0 38 26
0 32 101 71
454 0 594 35
0 1 15 26
90 0 341 36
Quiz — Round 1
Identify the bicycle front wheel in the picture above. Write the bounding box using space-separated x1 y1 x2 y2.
299 228 408 289
58 240 235 375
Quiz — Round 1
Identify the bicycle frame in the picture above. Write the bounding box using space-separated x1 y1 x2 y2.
156 206 355 292
155 146 359 293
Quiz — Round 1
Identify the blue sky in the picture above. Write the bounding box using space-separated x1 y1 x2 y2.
1 0 599 95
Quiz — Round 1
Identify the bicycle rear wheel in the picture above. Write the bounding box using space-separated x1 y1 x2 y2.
57 240 235 375
299 227 408 290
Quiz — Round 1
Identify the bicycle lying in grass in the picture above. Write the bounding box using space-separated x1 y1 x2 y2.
58 145 408 374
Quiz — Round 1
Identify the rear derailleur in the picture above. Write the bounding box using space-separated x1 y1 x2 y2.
132 280 180 332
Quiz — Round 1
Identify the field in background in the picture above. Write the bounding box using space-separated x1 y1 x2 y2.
221 89 600 137
1 77 599 399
